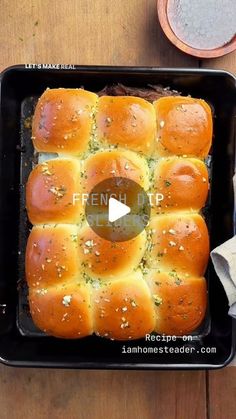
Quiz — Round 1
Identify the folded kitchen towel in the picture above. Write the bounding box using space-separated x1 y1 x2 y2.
211 174 236 318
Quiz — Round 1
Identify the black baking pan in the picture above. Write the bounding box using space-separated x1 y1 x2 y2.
0 65 235 369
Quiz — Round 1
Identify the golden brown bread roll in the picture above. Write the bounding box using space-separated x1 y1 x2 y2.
32 88 97 155
81 148 150 194
147 214 209 276
96 96 156 155
26 158 83 224
147 271 207 335
153 96 212 157
93 271 156 340
26 90 212 339
77 224 147 279
81 148 150 214
26 224 80 288
153 157 209 213
29 281 93 339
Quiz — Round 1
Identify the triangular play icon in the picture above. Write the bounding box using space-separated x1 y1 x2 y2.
108 197 131 223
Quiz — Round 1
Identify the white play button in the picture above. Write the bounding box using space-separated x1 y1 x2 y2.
108 197 131 223
85 177 150 241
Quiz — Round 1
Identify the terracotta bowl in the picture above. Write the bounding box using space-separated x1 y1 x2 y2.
157 0 236 58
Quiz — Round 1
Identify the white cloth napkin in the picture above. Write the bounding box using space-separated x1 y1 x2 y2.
211 175 236 318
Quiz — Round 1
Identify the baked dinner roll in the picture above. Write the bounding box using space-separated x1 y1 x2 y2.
81 149 150 213
147 271 207 335
153 96 212 157
153 157 209 213
32 88 97 155
92 271 156 340
29 281 93 338
81 148 150 193
96 96 156 155
77 225 147 279
147 214 209 276
26 158 83 224
26 224 80 288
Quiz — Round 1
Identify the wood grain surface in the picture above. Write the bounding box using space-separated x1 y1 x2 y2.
0 1 236 419
208 367 236 419
0 0 198 70
0 368 207 419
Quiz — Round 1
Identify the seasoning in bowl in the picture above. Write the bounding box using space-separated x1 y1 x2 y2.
167 0 236 50
157 0 236 57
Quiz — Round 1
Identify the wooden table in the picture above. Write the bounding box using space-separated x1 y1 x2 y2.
0 1 236 418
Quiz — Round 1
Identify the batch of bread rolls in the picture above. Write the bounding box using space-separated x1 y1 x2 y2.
25 87 212 340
